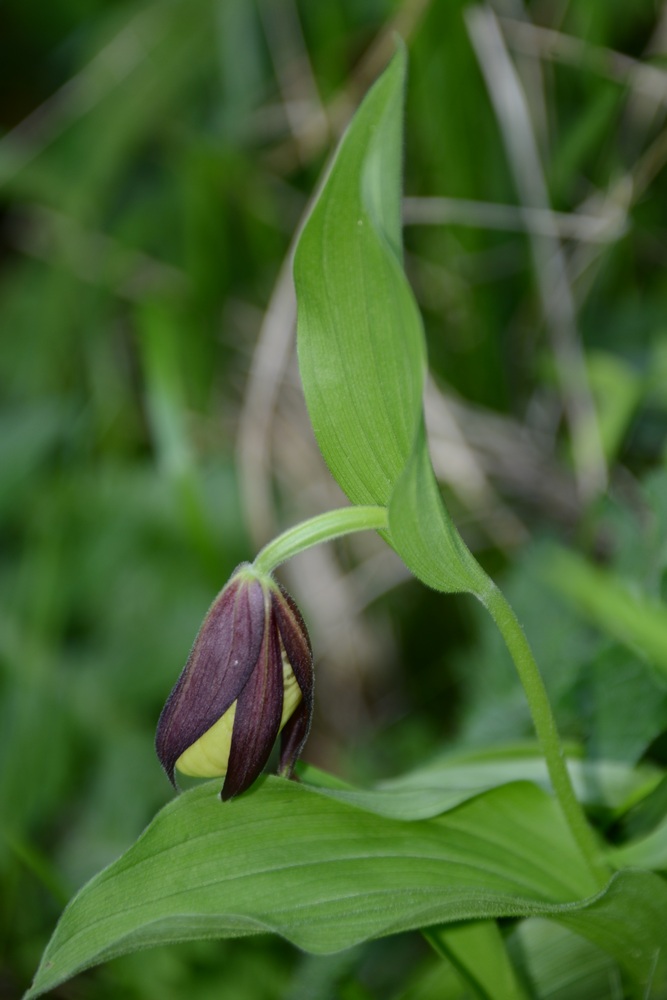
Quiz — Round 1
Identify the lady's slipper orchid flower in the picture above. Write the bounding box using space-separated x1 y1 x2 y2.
156 563 313 800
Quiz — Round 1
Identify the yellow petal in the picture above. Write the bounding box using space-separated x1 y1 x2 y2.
175 701 237 777
280 652 302 728
175 659 303 779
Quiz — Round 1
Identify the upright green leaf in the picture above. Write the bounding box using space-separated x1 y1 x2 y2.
295 44 422 509
543 545 667 680
294 46 489 595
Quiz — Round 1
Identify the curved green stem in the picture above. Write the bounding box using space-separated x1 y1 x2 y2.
481 580 609 888
255 503 607 887
253 506 389 575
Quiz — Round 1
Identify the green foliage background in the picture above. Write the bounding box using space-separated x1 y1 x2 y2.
2 1 667 997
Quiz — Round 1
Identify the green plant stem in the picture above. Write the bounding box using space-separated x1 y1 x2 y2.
253 506 389 575
255 504 608 887
482 580 609 888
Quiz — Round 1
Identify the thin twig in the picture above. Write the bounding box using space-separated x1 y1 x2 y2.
435 394 580 523
265 0 434 171
239 0 437 541
500 16 667 103
403 196 627 242
236 255 298 547
258 0 329 163
424 379 529 547
466 5 607 503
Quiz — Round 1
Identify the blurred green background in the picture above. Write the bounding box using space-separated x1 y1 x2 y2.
2 0 667 997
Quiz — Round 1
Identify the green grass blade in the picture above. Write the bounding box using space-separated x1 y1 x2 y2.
425 920 529 1000
543 545 667 680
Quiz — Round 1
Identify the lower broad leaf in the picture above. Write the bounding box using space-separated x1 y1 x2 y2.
22 776 636 998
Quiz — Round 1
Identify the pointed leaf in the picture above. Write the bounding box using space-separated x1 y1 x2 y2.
27 779 604 998
295 44 422 509
293 48 489 595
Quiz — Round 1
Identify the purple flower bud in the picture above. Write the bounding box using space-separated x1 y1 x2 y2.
156 563 313 800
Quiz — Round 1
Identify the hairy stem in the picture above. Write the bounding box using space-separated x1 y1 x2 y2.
481 580 609 887
253 506 389 575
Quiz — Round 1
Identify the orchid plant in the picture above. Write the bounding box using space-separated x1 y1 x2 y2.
25 43 667 1000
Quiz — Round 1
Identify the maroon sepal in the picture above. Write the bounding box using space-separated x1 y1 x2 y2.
222 615 284 800
155 565 315 800
273 583 314 778
155 565 266 786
